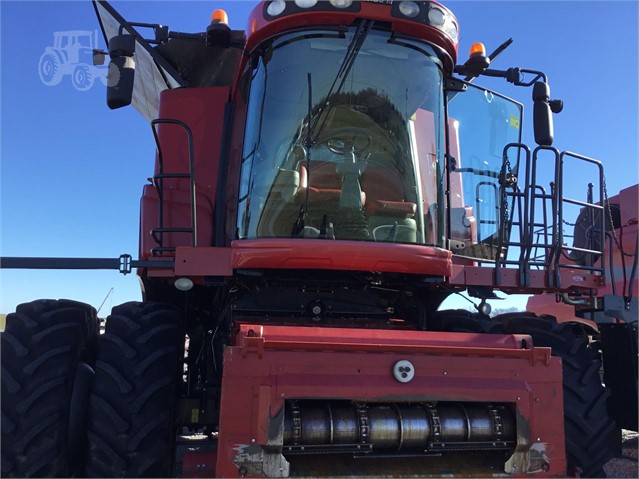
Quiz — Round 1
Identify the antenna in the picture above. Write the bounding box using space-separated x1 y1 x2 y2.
96 287 114 316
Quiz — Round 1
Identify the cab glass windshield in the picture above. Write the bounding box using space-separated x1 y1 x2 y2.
236 26 446 245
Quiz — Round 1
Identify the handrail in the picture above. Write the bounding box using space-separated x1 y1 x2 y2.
150 118 197 254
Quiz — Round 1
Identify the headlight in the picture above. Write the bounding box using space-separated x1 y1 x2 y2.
174 277 194 291
398 1 420 18
329 0 354 8
295 0 318 7
266 0 286 17
428 6 446 26
428 5 458 42
444 19 459 42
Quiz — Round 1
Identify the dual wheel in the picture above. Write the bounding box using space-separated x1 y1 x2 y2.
1 300 183 478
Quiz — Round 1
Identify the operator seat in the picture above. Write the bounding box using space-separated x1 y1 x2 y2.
293 161 370 239
296 161 367 207
361 167 417 242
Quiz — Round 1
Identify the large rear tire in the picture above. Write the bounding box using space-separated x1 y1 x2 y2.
85 301 183 477
1 299 98 477
495 313 615 477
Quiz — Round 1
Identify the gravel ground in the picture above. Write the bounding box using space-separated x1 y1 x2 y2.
604 430 638 479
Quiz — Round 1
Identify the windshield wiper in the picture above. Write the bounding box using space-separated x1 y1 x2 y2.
293 20 373 238
308 19 374 143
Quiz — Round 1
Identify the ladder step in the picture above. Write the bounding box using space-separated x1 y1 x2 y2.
152 227 194 234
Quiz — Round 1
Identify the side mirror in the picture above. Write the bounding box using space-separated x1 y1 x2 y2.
532 81 553 146
106 34 136 110
92 49 106 66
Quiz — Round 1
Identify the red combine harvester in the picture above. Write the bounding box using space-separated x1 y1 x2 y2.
2 1 637 478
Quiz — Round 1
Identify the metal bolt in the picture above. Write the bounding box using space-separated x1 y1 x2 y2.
251 438 256 443
280 393 285 398
516 396 521 401
443 371 448 375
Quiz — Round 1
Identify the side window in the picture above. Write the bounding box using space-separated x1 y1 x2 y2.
446 83 523 260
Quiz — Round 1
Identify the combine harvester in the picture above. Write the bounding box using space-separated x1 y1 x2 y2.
2 1 637 477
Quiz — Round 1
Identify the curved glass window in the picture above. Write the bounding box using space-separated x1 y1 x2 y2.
236 27 445 245
447 83 523 260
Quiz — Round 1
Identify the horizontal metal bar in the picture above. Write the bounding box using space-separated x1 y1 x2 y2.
154 173 191 179
561 245 603 255
1 257 122 270
135 260 175 269
152 227 194 233
562 198 604 209
0 256 174 273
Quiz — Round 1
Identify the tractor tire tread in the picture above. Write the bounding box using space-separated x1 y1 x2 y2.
1 299 98 478
85 301 182 478
497 313 615 477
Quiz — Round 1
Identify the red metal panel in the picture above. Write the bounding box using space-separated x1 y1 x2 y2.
449 264 604 293
182 450 217 478
234 324 551 363
139 186 215 258
139 87 229 260
174 246 233 277
231 238 452 276
216 324 566 477
244 2 458 66
156 87 229 192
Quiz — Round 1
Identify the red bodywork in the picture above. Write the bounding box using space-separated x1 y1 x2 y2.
214 324 565 477
140 87 229 258
243 1 458 67
527 184 638 322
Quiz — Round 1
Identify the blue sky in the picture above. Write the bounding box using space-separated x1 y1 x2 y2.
1 1 638 315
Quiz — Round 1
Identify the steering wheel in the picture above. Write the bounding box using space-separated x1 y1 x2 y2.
317 127 372 156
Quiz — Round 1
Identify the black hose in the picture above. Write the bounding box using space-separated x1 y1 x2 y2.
606 232 617 296
627 233 638 302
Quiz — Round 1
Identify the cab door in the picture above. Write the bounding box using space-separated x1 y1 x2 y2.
446 82 523 261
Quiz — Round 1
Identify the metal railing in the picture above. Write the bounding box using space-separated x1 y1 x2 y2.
150 118 197 255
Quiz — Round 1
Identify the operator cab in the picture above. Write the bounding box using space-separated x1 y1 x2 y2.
236 25 446 246
235 20 523 263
